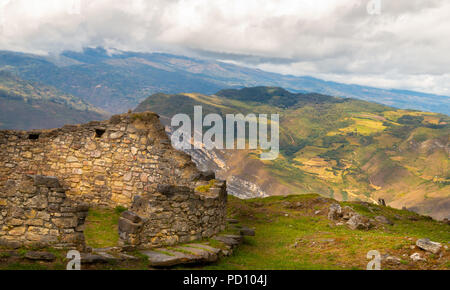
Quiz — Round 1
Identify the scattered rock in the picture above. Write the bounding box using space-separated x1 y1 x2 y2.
318 238 335 243
341 206 355 220
375 215 394 225
80 253 109 264
328 203 342 220
346 214 373 230
24 251 56 261
94 251 119 262
227 218 239 224
382 254 401 265
116 253 140 261
213 235 242 248
394 214 402 220
240 226 255 236
416 238 442 254
410 252 426 262
141 250 185 267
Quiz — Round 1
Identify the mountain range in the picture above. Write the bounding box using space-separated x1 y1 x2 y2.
0 48 448 219
0 71 107 130
0 47 448 117
136 87 450 220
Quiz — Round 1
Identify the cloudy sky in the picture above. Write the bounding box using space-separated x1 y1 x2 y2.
1 0 449 95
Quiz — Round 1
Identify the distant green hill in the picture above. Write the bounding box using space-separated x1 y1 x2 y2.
136 87 450 220
0 71 108 130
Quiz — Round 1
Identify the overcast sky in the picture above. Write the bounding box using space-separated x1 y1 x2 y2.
1 0 449 96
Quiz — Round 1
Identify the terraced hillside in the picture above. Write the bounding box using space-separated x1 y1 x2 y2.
135 87 450 220
0 71 108 130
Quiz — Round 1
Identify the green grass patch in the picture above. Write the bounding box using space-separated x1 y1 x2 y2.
84 207 121 248
194 195 450 270
195 179 217 193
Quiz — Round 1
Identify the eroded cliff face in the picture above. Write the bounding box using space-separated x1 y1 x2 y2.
164 125 270 200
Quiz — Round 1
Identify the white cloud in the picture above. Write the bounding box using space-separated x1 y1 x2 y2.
0 0 449 95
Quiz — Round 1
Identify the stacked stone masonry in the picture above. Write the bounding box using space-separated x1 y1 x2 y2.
0 175 88 249
0 112 227 249
119 182 227 249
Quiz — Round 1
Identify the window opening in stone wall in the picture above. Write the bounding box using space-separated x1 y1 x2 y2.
95 129 106 138
28 133 40 140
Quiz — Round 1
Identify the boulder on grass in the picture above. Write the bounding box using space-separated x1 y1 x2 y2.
346 214 373 230
328 204 342 221
416 238 442 254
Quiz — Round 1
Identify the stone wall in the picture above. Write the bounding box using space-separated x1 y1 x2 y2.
0 112 227 249
0 112 200 207
0 175 88 249
118 180 227 249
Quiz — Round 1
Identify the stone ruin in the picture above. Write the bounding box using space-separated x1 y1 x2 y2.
0 175 88 250
0 112 227 250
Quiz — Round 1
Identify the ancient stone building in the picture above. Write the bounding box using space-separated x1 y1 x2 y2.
0 112 227 249
0 175 88 249
119 182 227 249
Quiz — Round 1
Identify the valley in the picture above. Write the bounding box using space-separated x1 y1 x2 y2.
0 71 108 130
136 87 450 220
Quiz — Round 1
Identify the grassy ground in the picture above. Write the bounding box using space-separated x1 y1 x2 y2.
0 206 150 270
84 206 125 248
1 195 448 270
0 247 67 270
196 195 449 270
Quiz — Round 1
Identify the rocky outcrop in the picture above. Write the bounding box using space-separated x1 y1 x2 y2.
346 214 373 230
167 128 269 199
226 176 269 199
327 203 378 230
0 175 88 250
